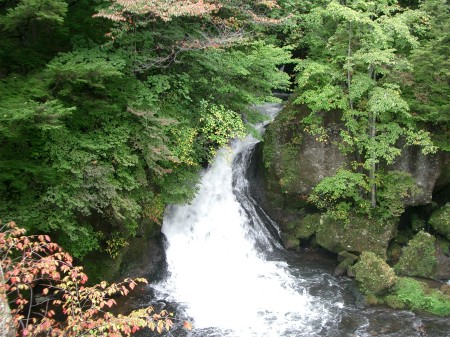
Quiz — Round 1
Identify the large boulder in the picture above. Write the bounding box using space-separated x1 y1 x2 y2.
429 204 450 240
259 102 450 229
259 103 350 228
394 231 438 279
352 252 398 295
391 147 449 206
315 214 397 258
83 221 167 283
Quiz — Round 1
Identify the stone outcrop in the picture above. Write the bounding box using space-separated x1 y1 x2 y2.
429 204 450 240
83 222 167 283
394 231 438 279
315 214 397 258
257 101 450 256
391 147 449 206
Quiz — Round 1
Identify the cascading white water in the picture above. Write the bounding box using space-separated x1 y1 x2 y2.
144 103 449 337
155 104 334 336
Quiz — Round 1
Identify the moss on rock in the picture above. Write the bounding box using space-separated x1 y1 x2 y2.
429 203 450 240
390 277 450 316
353 252 398 295
288 213 321 240
315 213 397 257
394 231 438 279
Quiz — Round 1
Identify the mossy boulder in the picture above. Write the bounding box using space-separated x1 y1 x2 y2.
280 214 321 250
83 221 166 283
389 278 450 316
280 232 301 250
334 257 355 276
429 204 450 240
259 102 350 227
394 231 438 279
315 213 397 257
353 251 398 295
288 213 321 240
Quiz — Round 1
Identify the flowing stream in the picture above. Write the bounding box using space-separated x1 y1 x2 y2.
140 103 450 337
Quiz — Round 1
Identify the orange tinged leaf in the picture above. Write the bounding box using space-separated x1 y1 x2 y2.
183 321 193 330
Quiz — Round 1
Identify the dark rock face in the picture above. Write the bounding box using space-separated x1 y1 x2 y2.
391 147 449 206
83 223 167 284
118 232 167 282
436 243 450 280
258 102 449 230
256 104 350 229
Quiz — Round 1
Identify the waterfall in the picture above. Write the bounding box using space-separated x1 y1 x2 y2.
155 104 332 336
150 103 440 337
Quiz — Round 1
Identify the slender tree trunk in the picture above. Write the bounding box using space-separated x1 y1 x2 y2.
347 21 353 111
1 266 16 337
368 64 376 208
370 109 376 208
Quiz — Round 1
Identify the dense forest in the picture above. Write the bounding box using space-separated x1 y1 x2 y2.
0 0 292 259
1 0 450 334
1 0 448 258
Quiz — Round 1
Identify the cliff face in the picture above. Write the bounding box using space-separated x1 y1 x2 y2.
254 103 450 272
391 145 449 206
259 103 449 228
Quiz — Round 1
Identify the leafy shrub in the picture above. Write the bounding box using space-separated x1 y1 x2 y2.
0 222 193 337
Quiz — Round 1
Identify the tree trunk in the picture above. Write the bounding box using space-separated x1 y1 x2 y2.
370 109 376 208
368 64 376 208
1 266 16 337
347 21 353 111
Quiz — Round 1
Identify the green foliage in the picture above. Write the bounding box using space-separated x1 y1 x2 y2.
105 233 130 259
199 100 245 159
294 0 439 219
0 0 290 260
308 169 370 220
0 0 68 31
375 171 419 220
394 231 437 278
392 278 450 316
353 251 398 295
398 0 450 150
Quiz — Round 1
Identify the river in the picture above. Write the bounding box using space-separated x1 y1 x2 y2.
134 103 450 337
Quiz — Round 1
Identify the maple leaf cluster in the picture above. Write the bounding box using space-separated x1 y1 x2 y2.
94 0 221 22
0 222 192 337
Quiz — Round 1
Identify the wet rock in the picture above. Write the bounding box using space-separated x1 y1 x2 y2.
337 251 358 263
334 257 355 277
119 232 167 281
83 223 167 283
315 214 397 258
280 232 300 250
